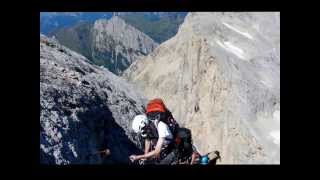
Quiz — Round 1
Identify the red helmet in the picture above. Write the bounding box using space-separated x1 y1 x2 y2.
146 98 166 113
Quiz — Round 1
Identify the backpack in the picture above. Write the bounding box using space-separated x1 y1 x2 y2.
146 99 179 137
174 127 193 160
146 110 180 141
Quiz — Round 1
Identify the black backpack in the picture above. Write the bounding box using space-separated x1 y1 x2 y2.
147 110 193 158
159 112 193 159
147 110 179 137
175 127 193 159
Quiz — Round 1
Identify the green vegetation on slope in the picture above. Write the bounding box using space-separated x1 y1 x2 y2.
49 22 94 59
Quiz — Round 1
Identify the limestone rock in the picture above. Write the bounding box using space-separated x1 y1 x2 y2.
124 12 280 164
91 16 159 75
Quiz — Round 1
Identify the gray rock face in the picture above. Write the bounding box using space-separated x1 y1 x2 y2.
92 16 159 75
124 12 280 164
40 34 147 164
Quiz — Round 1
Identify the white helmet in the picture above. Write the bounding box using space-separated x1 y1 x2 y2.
132 114 149 137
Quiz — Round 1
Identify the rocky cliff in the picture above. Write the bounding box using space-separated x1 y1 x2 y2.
40 34 146 164
91 16 159 75
124 12 280 164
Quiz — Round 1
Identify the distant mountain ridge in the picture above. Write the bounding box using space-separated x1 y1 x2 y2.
50 16 159 75
40 12 113 34
41 12 187 43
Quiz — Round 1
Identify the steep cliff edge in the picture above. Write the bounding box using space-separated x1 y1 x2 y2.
40 34 147 164
124 12 280 164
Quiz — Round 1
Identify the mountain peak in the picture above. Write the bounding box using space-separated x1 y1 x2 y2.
92 16 159 75
109 15 125 23
93 15 157 47
95 15 126 29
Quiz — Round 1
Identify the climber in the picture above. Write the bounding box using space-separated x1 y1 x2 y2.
208 150 221 165
187 149 221 165
197 150 221 165
130 98 202 165
130 99 180 164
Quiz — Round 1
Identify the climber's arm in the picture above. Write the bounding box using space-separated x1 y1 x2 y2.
144 139 151 154
190 151 200 164
131 138 164 160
